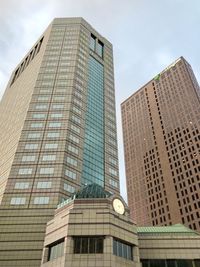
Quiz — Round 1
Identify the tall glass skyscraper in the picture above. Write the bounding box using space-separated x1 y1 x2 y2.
0 18 119 266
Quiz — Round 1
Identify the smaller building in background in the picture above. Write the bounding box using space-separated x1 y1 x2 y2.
40 184 200 267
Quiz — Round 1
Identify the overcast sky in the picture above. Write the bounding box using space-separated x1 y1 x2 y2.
0 0 200 201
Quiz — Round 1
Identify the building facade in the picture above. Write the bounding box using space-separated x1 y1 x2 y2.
121 57 200 230
138 224 200 267
40 184 140 267
0 18 119 266
39 184 200 267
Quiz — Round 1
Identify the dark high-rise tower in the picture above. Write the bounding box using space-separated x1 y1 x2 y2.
0 18 119 266
121 57 200 231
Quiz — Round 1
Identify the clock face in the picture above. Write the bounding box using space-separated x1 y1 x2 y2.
113 198 125 215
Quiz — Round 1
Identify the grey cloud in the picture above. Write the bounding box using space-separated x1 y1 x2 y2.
0 0 200 199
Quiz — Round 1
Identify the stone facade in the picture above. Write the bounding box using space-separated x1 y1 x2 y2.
40 190 140 267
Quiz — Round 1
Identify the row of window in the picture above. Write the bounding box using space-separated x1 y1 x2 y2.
13 181 75 192
47 236 133 262
11 37 44 85
11 182 75 205
22 154 56 162
10 196 49 205
24 143 58 149
15 181 51 189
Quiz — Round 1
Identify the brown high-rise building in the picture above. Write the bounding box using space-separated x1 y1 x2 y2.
0 18 119 266
121 57 200 231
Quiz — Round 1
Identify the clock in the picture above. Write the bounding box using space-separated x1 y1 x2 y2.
113 198 125 215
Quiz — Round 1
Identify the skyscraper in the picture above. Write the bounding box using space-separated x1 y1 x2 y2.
121 57 200 231
0 18 119 266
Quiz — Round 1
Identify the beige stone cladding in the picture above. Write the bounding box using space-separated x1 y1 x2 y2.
40 195 140 267
138 224 200 266
0 17 119 266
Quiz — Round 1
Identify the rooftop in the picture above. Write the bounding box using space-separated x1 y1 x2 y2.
57 184 112 209
137 224 199 236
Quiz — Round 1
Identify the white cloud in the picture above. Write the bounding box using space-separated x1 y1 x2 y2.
0 0 200 201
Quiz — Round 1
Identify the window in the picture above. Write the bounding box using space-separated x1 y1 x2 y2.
109 157 117 166
113 238 133 261
96 40 104 58
48 239 64 261
72 106 82 115
10 197 26 205
74 236 104 254
14 182 29 189
109 179 118 188
31 123 43 128
149 259 167 267
71 124 80 134
22 155 36 162
90 34 96 51
72 115 81 124
10 37 43 85
64 183 75 193
50 113 63 118
166 260 176 267
45 144 58 149
39 168 54 174
68 145 78 155
34 196 49 204
66 157 77 167
109 168 117 176
42 155 56 161
35 104 47 110
65 169 76 180
48 122 61 128
69 134 79 144
52 104 64 109
47 132 60 138
28 133 41 139
38 96 49 101
18 168 32 175
141 260 149 267
176 260 193 267
25 144 38 149
32 114 46 119
54 96 65 101
37 181 52 189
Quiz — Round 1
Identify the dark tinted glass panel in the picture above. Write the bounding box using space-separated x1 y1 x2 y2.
122 243 127 259
113 238 133 261
96 237 103 253
166 259 176 267
141 260 149 267
150 259 166 267
96 41 104 57
127 245 133 261
81 56 104 186
113 239 117 255
74 236 104 254
194 260 200 267
48 239 64 261
118 241 122 257
90 34 96 50
74 238 80 253
89 238 95 253
81 238 88 253
177 260 193 267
